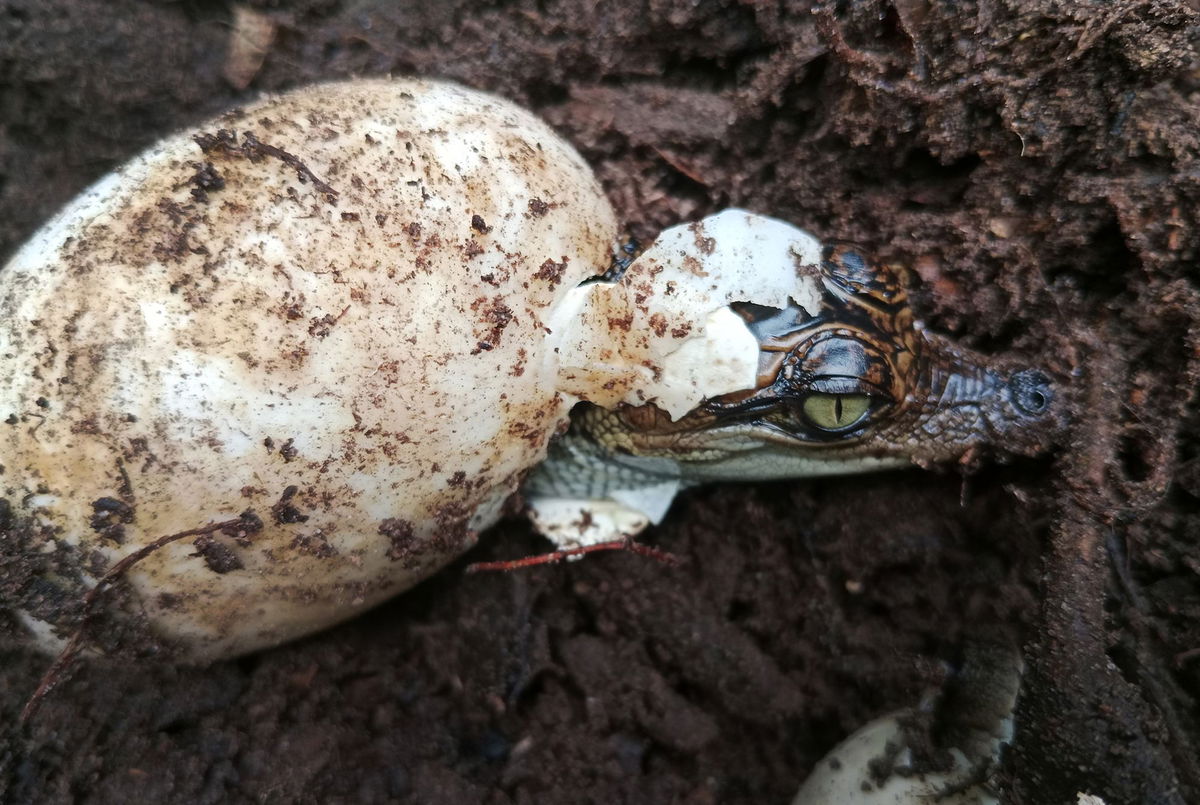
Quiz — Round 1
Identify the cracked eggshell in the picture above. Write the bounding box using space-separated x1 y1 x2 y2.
555 209 823 419
529 211 827 552
0 77 617 661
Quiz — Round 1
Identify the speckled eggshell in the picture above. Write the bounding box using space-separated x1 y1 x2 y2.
555 209 823 419
0 78 617 660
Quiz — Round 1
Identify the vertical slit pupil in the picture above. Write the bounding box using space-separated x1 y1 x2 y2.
834 396 843 424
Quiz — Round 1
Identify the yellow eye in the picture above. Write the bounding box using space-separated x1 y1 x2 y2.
801 393 872 431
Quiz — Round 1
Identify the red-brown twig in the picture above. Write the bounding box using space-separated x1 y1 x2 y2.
466 537 680 573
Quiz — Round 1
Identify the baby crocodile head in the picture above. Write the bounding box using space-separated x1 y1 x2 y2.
566 242 1064 483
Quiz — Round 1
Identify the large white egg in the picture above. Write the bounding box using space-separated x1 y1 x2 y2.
0 78 618 660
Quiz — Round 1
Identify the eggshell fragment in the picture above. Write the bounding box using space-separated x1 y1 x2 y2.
555 209 823 419
793 713 1001 805
0 78 617 660
795 646 1021 805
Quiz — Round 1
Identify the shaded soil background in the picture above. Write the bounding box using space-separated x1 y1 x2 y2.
1 1 1199 803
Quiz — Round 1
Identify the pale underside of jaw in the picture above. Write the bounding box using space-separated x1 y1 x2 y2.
526 436 914 552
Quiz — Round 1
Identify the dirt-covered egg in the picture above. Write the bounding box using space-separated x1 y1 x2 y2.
793 644 1022 805
0 77 622 661
1 78 1064 663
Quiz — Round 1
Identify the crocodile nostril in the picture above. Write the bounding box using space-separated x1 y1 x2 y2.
1009 369 1052 416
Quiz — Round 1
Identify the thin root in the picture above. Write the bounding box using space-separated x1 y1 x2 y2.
466 537 681 573
19 511 263 726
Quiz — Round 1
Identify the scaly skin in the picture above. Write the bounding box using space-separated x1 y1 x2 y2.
528 244 1063 504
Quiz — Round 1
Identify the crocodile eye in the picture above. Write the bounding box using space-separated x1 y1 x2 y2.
801 393 872 432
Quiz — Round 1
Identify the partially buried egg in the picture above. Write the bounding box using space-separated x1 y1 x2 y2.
0 78 622 660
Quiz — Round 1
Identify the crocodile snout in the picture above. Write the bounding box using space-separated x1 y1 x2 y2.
902 335 1067 462
980 364 1066 457
1008 369 1053 418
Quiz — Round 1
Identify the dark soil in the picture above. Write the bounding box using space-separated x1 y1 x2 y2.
3 1 1200 803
